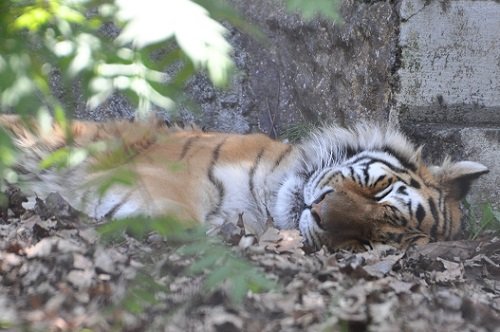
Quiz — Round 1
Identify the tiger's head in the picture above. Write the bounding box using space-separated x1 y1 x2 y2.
273 124 488 251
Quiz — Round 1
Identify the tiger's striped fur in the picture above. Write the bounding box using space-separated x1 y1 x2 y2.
0 114 488 250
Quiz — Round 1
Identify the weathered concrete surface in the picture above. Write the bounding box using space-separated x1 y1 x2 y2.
77 1 399 137
397 0 500 124
403 124 499 207
396 0 500 207
176 0 400 136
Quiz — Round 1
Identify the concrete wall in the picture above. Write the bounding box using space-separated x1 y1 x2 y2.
396 0 500 207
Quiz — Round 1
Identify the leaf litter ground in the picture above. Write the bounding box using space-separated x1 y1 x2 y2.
0 191 499 331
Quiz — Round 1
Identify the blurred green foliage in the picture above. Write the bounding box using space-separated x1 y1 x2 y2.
0 0 237 120
281 122 318 142
0 0 341 118
465 201 500 240
286 0 342 21
99 216 276 308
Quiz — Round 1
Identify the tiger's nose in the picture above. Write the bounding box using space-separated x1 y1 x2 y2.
311 202 323 224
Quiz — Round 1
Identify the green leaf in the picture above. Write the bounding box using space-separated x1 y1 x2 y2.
54 4 86 24
150 216 196 237
286 0 342 21
0 128 16 168
39 147 71 169
95 168 137 197
467 202 500 239
204 263 233 289
96 219 128 242
120 272 166 314
98 216 194 243
14 7 53 31
187 249 224 274
228 275 249 303
492 210 500 223
115 0 234 87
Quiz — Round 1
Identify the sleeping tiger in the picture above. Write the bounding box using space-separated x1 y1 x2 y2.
0 114 488 251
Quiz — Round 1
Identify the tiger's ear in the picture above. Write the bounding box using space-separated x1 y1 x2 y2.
430 161 489 200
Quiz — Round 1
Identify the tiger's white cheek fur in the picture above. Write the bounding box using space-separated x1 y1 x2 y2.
273 175 305 229
299 209 325 248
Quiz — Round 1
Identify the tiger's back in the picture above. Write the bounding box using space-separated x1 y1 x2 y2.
102 125 297 226
0 115 296 228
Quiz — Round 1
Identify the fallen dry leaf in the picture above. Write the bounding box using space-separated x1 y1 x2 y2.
258 227 304 254
434 258 464 283
0 188 499 332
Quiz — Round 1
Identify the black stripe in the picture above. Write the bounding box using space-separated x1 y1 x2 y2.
438 191 451 239
416 203 425 227
383 146 417 172
407 233 428 246
410 178 421 189
386 206 404 226
249 148 265 211
322 171 341 187
400 215 409 227
428 198 440 240
407 201 413 219
388 232 403 243
349 166 355 179
103 191 133 219
205 140 227 220
363 165 370 186
374 186 392 201
443 202 451 239
366 158 407 174
349 166 363 184
344 146 358 159
179 136 199 160
271 145 293 172
397 186 408 195
372 174 386 188
347 154 407 174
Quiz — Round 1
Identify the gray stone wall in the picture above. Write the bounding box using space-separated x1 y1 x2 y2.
75 0 499 206
396 0 499 207
180 0 400 136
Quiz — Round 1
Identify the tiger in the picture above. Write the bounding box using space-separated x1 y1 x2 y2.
0 114 488 251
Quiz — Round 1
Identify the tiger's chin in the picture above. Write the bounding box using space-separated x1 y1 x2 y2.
272 175 306 230
298 210 374 252
298 209 331 251
272 172 335 250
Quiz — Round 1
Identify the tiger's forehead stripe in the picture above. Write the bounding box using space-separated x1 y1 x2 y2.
382 146 418 172
300 123 419 175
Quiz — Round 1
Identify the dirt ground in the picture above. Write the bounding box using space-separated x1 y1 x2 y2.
0 190 499 332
